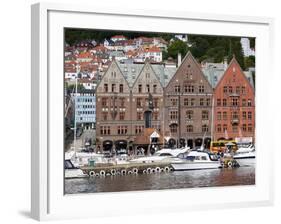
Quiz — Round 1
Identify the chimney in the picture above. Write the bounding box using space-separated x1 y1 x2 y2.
223 57 228 70
177 52 182 67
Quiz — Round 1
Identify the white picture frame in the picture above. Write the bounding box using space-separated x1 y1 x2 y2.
31 2 274 221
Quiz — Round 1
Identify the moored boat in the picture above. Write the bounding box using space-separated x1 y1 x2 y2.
65 159 87 178
233 144 255 167
171 150 222 171
129 146 190 164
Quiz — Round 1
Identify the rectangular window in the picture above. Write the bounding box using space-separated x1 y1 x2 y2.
184 85 188 92
175 85 180 93
186 110 193 120
217 99 221 106
248 111 252 120
229 86 233 93
138 84 142 93
188 85 194 93
171 98 178 106
217 112 222 120
242 111 247 120
170 124 177 133
223 86 227 93
104 83 108 92
248 99 252 106
137 112 142 120
217 124 222 132
119 112 125 120
232 111 239 119
146 84 150 93
242 124 247 131
191 98 195 106
184 98 188 106
199 85 205 93
223 124 227 131
101 98 107 107
186 125 193 133
202 111 209 120
111 84 116 92
119 84 124 93
236 86 240 94
232 98 238 106
136 98 142 107
223 112 227 120
170 111 178 120
248 124 253 132
202 125 209 132
206 98 211 106
242 99 246 106
223 99 227 106
200 98 204 106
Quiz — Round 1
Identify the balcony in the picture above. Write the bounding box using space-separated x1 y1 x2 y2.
231 118 239 124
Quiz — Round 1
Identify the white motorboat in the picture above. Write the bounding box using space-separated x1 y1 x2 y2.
64 159 87 178
171 150 222 171
129 146 190 164
233 144 255 167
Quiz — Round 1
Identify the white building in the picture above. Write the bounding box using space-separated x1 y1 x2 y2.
111 35 127 42
72 90 96 130
240 37 255 57
175 34 188 42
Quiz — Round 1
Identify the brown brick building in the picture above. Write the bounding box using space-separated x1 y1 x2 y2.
213 58 255 142
164 52 214 149
95 60 132 152
96 60 164 153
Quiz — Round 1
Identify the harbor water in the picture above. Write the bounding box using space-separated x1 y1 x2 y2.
65 166 255 194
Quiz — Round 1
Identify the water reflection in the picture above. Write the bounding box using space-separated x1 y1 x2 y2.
65 166 255 194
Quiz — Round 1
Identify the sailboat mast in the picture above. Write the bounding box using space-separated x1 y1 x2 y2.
211 96 215 141
74 77 78 152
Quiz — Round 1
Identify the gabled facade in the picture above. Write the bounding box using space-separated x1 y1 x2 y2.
164 52 214 148
131 62 164 138
213 58 255 142
96 60 132 152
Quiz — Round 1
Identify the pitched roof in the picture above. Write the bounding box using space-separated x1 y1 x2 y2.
214 57 255 92
134 128 164 145
145 46 161 53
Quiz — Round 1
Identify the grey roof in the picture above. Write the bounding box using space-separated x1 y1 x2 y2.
202 66 225 88
202 63 255 88
114 61 254 89
117 62 176 87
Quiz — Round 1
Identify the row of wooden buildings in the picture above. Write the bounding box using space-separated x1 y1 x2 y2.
95 52 255 153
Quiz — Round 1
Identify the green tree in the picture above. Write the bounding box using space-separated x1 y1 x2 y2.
67 83 85 92
244 56 255 69
167 40 188 60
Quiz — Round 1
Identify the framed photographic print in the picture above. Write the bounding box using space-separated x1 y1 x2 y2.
31 2 274 221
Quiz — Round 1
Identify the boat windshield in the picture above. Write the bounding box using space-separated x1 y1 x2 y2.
65 160 74 169
209 154 219 161
185 156 195 161
159 153 173 157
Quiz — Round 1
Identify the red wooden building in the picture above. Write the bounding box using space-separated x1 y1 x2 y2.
213 58 255 142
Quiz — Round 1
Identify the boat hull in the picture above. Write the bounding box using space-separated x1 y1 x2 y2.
171 162 222 171
65 168 87 179
234 157 255 167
